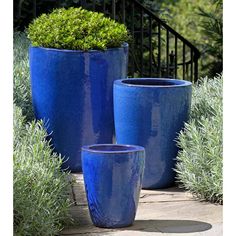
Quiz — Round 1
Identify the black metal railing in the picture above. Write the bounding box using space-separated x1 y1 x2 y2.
17 0 200 81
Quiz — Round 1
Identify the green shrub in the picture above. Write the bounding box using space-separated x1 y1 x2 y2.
176 74 223 204
14 104 72 235
197 0 222 77
159 0 222 77
27 7 130 50
14 32 34 122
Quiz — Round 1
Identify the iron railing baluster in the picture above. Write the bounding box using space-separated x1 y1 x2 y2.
175 36 178 79
186 63 189 81
140 8 144 77
103 0 106 13
183 43 186 80
191 49 193 82
194 53 199 82
158 22 161 77
131 1 135 77
112 0 116 19
33 0 36 18
122 0 125 23
92 0 96 11
149 16 152 77
81 0 86 8
166 30 169 77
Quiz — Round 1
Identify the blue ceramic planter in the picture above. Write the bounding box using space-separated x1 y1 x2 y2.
114 78 192 189
29 45 128 172
82 144 145 228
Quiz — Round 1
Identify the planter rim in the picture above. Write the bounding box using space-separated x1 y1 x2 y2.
114 78 192 88
30 42 128 53
82 144 144 154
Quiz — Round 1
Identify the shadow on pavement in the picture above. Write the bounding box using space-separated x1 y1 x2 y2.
127 219 212 233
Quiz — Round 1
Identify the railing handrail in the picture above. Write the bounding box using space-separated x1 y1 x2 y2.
132 0 200 58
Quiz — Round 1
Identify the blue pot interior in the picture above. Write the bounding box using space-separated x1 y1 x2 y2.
121 78 191 86
83 144 144 153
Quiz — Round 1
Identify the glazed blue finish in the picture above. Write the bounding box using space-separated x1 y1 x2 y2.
82 144 145 228
114 78 192 189
29 45 128 172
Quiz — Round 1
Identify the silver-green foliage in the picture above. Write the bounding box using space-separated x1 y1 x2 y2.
14 31 73 235
14 32 34 121
176 75 223 204
14 104 72 235
27 7 130 50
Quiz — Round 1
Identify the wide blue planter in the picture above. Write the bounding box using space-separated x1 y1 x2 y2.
114 78 192 189
82 144 145 228
29 45 128 172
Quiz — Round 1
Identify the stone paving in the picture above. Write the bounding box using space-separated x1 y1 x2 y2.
61 174 222 236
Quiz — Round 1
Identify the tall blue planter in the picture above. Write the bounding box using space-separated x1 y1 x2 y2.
82 144 145 228
29 45 128 172
114 78 192 189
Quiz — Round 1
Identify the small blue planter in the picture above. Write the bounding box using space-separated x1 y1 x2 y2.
82 144 145 228
114 78 192 189
29 45 128 172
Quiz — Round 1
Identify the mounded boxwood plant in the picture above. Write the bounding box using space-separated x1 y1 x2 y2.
175 74 223 204
27 7 130 50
